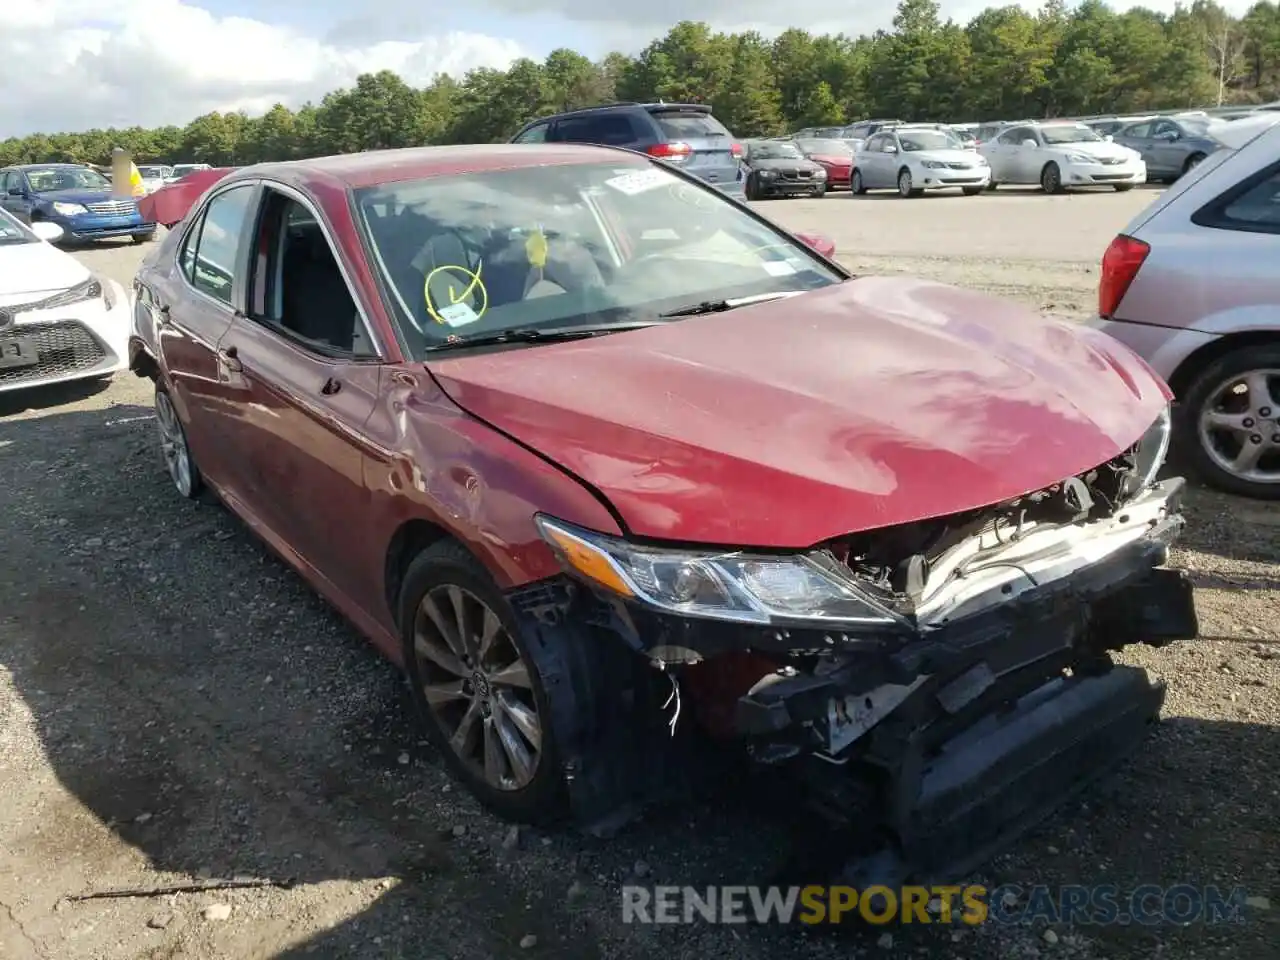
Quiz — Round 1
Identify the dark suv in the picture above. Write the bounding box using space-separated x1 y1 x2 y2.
510 102 745 198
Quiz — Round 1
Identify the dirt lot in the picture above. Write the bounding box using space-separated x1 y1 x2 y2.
1 187 1277 960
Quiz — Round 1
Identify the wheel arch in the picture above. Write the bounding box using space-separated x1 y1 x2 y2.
1167 329 1280 400
383 518 456 624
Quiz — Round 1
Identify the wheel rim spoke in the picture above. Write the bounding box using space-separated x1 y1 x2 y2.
422 679 468 705
497 693 542 751
476 607 502 663
489 659 532 689
1232 441 1265 475
449 699 483 754
445 585 475 659
494 711 536 786
1202 410 1249 436
420 593 468 661
414 627 466 677
1244 371 1274 410
483 716 505 784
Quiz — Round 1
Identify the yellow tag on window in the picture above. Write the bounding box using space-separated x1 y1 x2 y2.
525 227 548 269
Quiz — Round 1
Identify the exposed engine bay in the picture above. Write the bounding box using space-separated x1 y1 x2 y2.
508 428 1198 879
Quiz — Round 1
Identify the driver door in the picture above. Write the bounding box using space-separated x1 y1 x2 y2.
1147 120 1182 178
858 135 884 186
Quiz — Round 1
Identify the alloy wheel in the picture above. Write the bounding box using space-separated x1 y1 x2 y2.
898 170 913 197
1196 368 1280 487
154 389 195 498
1041 164 1060 193
412 585 542 791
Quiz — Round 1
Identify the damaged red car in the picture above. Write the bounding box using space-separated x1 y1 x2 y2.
129 144 1198 881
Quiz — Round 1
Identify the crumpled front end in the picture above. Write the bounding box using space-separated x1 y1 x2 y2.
512 413 1198 873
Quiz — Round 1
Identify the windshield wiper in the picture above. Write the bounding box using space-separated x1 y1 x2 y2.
424 321 662 353
658 290 805 319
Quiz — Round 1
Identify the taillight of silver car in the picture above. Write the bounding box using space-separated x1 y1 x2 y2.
1098 233 1150 319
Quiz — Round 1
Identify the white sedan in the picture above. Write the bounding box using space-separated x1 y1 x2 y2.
0 209 131 393
851 125 991 198
979 121 1147 193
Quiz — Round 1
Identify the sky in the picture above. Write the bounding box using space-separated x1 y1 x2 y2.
1 0 1257 139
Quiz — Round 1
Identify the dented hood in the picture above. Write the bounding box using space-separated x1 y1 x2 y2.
429 277 1170 548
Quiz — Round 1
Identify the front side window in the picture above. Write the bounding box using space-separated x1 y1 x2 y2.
187 184 256 305
25 167 110 192
355 160 843 356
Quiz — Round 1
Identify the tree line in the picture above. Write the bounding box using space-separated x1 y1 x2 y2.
3 0 1279 169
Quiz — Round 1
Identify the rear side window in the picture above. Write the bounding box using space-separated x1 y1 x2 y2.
184 184 256 304
649 109 731 140
555 113 637 146
1193 163 1280 234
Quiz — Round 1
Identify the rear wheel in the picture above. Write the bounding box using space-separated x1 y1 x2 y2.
851 169 867 195
154 384 202 499
1040 162 1064 194
399 540 567 823
1178 345 1280 500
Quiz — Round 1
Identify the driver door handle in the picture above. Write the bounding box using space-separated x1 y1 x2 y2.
217 345 242 372
320 377 342 396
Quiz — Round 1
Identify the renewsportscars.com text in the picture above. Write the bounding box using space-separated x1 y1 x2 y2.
621 884 1251 926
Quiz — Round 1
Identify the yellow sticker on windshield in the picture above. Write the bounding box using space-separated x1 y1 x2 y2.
525 227 548 269
424 263 487 326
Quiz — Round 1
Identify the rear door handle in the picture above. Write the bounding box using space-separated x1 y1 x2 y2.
217 345 242 372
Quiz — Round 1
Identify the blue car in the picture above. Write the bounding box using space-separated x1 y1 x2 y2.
0 163 156 245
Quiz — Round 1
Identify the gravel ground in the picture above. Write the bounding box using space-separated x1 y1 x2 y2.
1 190 1277 960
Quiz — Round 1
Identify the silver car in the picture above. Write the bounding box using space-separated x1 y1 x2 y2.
1111 116 1227 182
1092 113 1280 499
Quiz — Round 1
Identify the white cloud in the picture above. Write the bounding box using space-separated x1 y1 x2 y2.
0 0 526 138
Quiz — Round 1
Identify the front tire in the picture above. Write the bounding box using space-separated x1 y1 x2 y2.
962 186 983 196
399 540 567 823
851 169 867 195
154 384 202 499
1114 184 1134 192
1182 153 1206 177
897 168 921 198
745 175 759 201
133 231 156 244
1041 162 1064 194
1177 345 1280 500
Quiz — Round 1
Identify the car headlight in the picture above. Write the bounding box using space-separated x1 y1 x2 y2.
1121 404 1172 498
974 156 988 166
1063 153 1092 163
39 275 104 310
813 168 827 178
758 169 777 179
535 516 903 626
921 160 946 169
52 202 87 216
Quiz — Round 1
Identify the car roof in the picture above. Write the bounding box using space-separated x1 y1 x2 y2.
11 163 87 170
218 143 645 191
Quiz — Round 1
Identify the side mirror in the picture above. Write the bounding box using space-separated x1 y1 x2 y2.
796 232 836 259
31 221 64 242
1021 139 1038 149
7 186 23 196
1104 134 1114 142
885 144 898 154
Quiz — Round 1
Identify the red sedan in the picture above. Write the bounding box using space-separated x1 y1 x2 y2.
793 137 855 189
129 144 1197 876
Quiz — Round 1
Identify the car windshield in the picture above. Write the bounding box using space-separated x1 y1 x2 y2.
1040 124 1103 144
0 208 35 244
750 142 803 159
796 139 851 155
25 167 109 191
138 166 167 178
355 160 843 356
898 129 961 151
